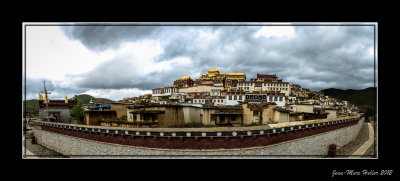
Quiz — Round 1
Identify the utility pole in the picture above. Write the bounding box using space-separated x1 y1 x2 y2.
41 81 51 121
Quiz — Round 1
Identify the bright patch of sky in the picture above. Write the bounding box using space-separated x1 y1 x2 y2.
26 26 107 81
254 26 295 38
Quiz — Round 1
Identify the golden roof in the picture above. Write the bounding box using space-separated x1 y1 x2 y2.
181 75 190 80
228 72 245 75
209 68 219 72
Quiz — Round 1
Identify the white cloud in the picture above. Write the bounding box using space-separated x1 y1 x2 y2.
25 26 111 81
368 47 374 56
25 26 165 100
82 88 151 101
254 26 295 38
25 27 162 84
99 40 164 75
150 57 192 73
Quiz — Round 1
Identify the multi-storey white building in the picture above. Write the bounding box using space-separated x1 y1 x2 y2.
151 87 179 102
226 91 286 107
235 74 290 96
193 96 226 105
237 82 290 96
210 89 222 96
152 87 179 96
168 93 188 103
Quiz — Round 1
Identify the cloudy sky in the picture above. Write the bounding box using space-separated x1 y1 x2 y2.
23 22 376 101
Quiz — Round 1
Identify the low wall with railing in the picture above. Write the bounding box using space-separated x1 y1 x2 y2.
33 115 363 158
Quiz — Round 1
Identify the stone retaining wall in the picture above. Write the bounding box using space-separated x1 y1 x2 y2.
33 117 364 158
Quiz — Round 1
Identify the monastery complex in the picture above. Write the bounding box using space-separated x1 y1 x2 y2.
40 68 358 128
31 68 367 156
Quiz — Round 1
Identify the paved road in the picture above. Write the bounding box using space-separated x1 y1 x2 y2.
23 129 67 158
334 121 376 158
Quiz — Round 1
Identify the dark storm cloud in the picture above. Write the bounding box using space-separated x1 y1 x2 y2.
60 25 375 91
25 77 57 99
61 26 161 51
24 77 91 100
25 77 55 95
68 54 187 90
285 26 375 90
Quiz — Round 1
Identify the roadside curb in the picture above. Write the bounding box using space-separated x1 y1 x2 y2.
348 122 374 158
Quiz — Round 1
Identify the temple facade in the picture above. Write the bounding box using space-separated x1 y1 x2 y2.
224 72 246 91
38 94 77 123
237 74 290 96
174 75 194 88
193 68 246 90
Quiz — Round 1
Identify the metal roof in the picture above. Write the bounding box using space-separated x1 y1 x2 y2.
89 105 111 109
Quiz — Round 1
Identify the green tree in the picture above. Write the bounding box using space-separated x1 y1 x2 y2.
71 101 84 124
308 92 315 99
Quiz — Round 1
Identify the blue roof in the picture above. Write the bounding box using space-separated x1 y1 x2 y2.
89 105 111 109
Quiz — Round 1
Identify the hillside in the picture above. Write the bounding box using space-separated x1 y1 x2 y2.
23 99 39 117
75 94 113 104
321 87 377 117
23 94 113 116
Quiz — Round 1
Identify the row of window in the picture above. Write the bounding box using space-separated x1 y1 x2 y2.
238 83 289 87
267 87 289 91
237 87 289 91
153 88 178 94
194 99 225 103
228 95 284 101
228 95 243 100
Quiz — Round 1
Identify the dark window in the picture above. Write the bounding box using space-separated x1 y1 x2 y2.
253 111 259 116
219 115 226 123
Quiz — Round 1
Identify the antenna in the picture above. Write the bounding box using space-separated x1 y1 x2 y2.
40 80 52 95
40 80 51 121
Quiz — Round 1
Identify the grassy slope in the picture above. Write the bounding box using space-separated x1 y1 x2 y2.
76 94 113 104
23 99 39 114
321 87 377 116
